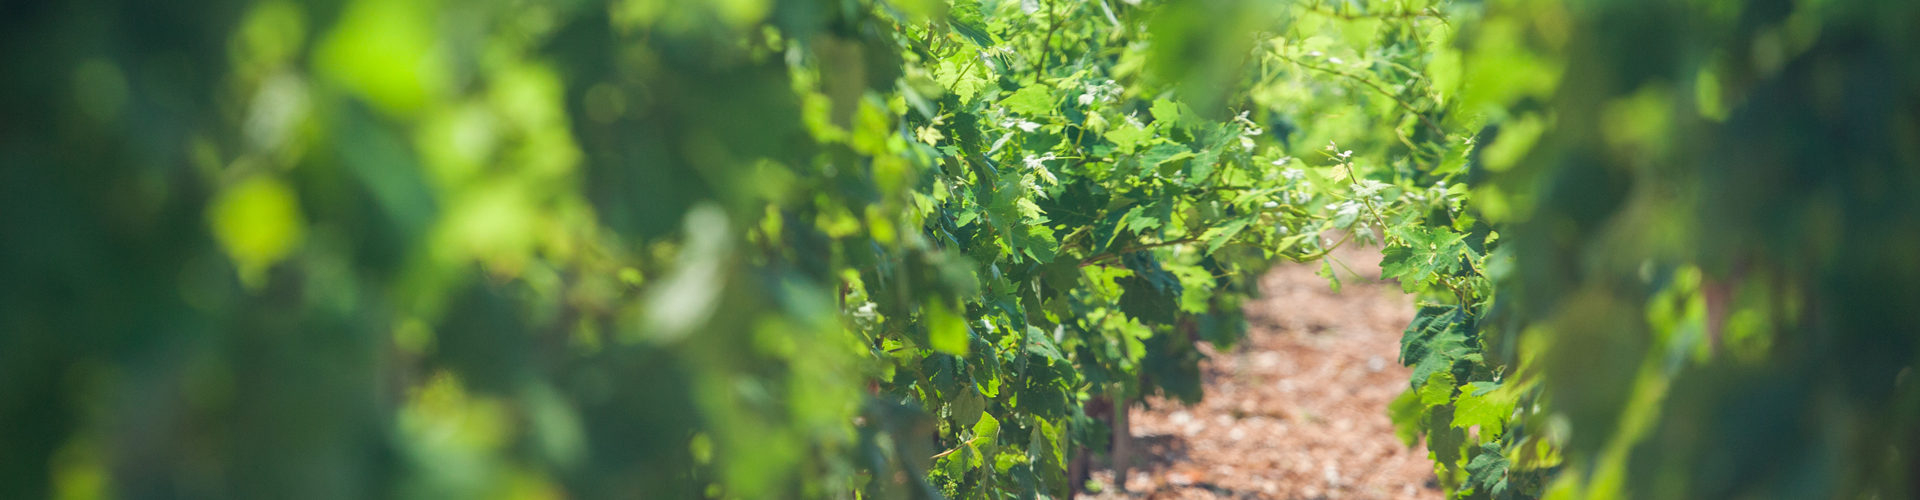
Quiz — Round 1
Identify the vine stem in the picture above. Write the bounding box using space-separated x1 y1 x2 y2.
1293 229 1355 261
931 436 982 460
1036 0 1065 73
1300 3 1445 21
1280 54 1448 139
1077 235 1202 267
1333 155 1395 245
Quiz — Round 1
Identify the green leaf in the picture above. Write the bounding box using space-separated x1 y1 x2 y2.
1388 389 1427 446
1093 206 1129 253
1401 305 1475 389
993 451 1023 474
1033 417 1069 497
973 412 1001 443
1202 218 1250 255
927 299 970 356
940 447 969 477
1149 98 1183 128
951 386 987 428
1120 205 1162 234
1002 84 1054 117
1102 122 1155 154
1452 381 1520 436
1273 233 1312 255
1025 326 1065 362
1317 258 1343 293
946 0 996 47
936 57 991 104
1118 272 1181 325
1427 404 1467 469
1464 443 1510 493
985 174 1033 260
976 369 1001 398
1014 224 1058 263
209 175 306 288
1139 142 1194 169
1186 149 1219 185
1380 226 1469 293
1419 371 1457 406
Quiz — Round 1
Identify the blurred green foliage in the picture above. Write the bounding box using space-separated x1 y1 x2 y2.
11 0 1911 498
1380 0 1920 498
0 0 1473 498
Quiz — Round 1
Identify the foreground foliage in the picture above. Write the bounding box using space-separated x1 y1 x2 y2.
1386 0 1920 499
7 0 1915 498
2 0 1469 498
1462 0 1920 499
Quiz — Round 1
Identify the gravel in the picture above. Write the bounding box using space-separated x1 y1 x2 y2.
1079 244 1443 500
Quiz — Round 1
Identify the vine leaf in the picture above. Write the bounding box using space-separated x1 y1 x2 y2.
1419 371 1457 406
1381 225 1469 293
946 0 997 48
926 299 970 356
1014 224 1058 263
1149 98 1185 128
1025 325 1066 362
952 386 987 429
1388 389 1426 446
1139 142 1195 170
1464 442 1511 496
970 412 1001 468
1317 258 1343 292
1120 205 1162 234
937 56 992 104
1400 304 1475 389
1201 218 1250 255
1453 381 1519 436
1103 121 1155 154
1118 253 1183 325
1002 84 1054 117
1427 403 1467 470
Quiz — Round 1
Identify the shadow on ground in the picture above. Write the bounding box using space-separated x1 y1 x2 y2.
1079 243 1444 500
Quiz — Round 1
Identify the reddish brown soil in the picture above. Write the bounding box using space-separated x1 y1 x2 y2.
1081 245 1444 500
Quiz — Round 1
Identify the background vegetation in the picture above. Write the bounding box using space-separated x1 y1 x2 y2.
1 0 1915 499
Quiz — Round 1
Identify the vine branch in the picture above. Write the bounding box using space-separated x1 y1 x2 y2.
1279 54 1449 139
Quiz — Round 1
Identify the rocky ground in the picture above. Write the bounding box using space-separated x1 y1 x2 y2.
1079 245 1444 500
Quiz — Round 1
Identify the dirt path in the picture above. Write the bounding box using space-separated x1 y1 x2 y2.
1082 245 1444 500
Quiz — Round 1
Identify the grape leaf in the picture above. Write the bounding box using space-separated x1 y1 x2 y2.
1419 371 1457 406
1401 305 1475 389
1024 325 1065 362
1014 224 1057 263
1103 122 1155 154
1139 142 1195 170
973 412 1001 443
926 299 970 356
946 0 996 47
1464 443 1510 494
1201 218 1249 255
1120 204 1161 234
1388 389 1426 446
1427 403 1467 468
1453 381 1519 436
951 386 986 428
937 57 991 104
1150 98 1183 128
1002 84 1054 117
1381 225 1469 293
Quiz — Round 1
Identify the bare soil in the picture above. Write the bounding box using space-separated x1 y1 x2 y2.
1080 244 1444 500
